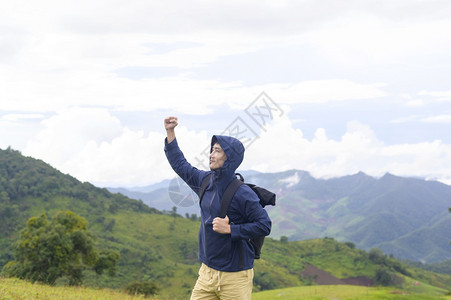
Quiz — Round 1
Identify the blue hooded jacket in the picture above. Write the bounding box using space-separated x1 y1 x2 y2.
164 135 271 271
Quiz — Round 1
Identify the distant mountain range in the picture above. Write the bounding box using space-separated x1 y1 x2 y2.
108 170 451 263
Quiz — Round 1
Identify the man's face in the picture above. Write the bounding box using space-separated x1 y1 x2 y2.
210 143 227 170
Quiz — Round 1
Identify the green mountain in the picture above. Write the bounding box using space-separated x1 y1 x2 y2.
0 147 199 299
120 169 451 263
1 147 451 299
265 170 451 263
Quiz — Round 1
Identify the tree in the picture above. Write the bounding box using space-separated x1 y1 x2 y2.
171 206 178 218
125 281 159 297
374 266 392 286
374 266 404 287
1 211 120 285
368 248 385 264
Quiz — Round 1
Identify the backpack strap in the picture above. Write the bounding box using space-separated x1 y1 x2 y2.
219 178 244 218
198 173 212 205
199 173 245 217
220 175 245 269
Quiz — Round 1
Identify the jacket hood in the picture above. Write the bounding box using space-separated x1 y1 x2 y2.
211 135 244 179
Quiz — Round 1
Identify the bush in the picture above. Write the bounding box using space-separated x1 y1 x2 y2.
369 248 385 264
374 266 404 287
124 281 159 297
280 236 288 243
2 211 119 285
344 241 355 249
253 271 280 291
374 266 392 286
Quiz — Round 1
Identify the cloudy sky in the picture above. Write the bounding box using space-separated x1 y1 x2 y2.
1 0 451 187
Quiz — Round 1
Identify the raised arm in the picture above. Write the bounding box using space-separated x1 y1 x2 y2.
164 116 206 193
164 116 178 144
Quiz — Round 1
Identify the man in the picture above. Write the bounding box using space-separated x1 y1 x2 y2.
164 116 271 300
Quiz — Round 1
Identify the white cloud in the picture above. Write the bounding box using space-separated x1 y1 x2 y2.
421 115 451 123
24 107 123 166
241 116 451 184
0 113 44 122
12 105 451 188
400 93 426 107
1 0 448 117
62 124 211 187
389 115 420 124
381 140 451 183
419 90 451 102
303 13 451 66
62 129 165 187
2 0 451 188
207 79 387 114
273 79 386 104
1 54 387 113
22 107 211 186
404 99 425 107
279 171 300 188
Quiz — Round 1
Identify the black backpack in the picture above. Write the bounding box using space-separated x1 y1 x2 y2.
199 173 275 259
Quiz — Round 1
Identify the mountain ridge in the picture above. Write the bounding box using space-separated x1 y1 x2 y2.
110 169 451 263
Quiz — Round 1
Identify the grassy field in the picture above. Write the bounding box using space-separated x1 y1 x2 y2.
253 285 451 300
0 277 151 300
3 277 451 300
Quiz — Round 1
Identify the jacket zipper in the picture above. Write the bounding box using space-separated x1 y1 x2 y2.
203 178 216 263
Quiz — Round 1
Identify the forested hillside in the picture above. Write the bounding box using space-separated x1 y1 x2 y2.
1 147 451 299
265 170 451 263
0 147 199 299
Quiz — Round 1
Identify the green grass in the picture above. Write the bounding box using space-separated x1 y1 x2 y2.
3 277 451 300
0 277 149 299
252 285 451 300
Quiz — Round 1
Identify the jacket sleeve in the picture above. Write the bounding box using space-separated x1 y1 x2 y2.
164 137 205 193
229 185 272 240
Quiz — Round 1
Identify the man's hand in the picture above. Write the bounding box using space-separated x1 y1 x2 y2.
212 215 231 234
164 116 178 130
164 116 178 143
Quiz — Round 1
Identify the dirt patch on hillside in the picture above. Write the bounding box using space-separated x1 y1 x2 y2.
342 276 374 286
301 263 374 287
302 263 345 285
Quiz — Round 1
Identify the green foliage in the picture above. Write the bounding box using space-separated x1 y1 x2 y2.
254 271 281 290
2 148 451 299
369 248 410 277
0 147 158 268
94 250 121 276
344 241 356 249
369 248 386 264
280 235 288 243
186 213 200 221
404 259 451 276
2 211 120 285
374 266 396 286
257 170 451 263
124 281 159 297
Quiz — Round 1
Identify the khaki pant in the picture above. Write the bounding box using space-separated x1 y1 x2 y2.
190 263 253 300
